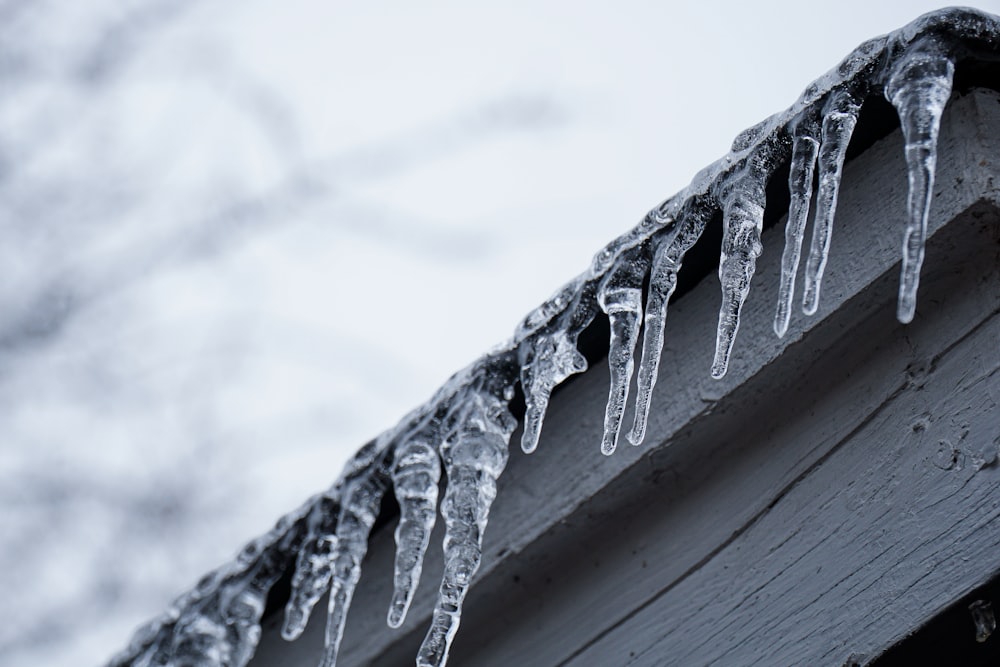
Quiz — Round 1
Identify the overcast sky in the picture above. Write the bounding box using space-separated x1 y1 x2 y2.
208 0 987 455
4 2 998 665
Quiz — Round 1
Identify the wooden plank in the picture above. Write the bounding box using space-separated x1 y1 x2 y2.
441 200 1000 667
250 89 1000 667
566 306 1000 666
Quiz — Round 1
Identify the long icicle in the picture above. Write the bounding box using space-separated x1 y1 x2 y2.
801 88 862 315
629 202 714 445
712 156 767 379
597 250 649 455
320 462 389 667
388 437 442 628
774 120 820 337
885 38 954 323
417 392 517 667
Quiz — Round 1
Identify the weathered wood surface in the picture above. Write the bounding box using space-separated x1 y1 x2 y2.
250 89 1000 666
563 258 1000 666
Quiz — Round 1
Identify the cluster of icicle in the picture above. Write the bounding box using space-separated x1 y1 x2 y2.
108 8 1000 667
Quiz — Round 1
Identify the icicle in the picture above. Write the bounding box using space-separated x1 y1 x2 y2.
629 202 714 445
108 613 176 667
518 330 588 454
712 156 767 379
281 495 339 640
108 499 314 667
225 588 267 667
801 88 861 315
628 244 677 447
388 438 442 628
598 286 642 455
282 443 381 642
885 39 954 323
774 120 820 337
320 462 389 667
417 391 516 667
109 567 230 667
162 531 298 667
105 12 1000 667
594 251 647 454
224 533 295 667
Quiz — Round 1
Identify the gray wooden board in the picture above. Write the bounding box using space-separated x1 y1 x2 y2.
442 203 1000 667
565 279 1000 667
249 89 1000 667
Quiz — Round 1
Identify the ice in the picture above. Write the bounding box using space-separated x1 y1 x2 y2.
416 390 516 667
108 499 313 667
281 495 339 640
160 540 288 667
774 122 820 337
629 200 714 445
885 38 954 323
226 541 294 667
712 156 767 379
597 252 648 454
388 438 441 628
801 88 862 316
518 330 588 454
319 462 389 667
281 442 383 642
107 9 1000 667
515 278 583 340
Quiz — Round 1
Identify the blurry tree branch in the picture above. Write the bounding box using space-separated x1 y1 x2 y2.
0 3 570 666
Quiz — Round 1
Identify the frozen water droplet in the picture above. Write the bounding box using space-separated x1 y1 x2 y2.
885 38 954 323
802 88 862 316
